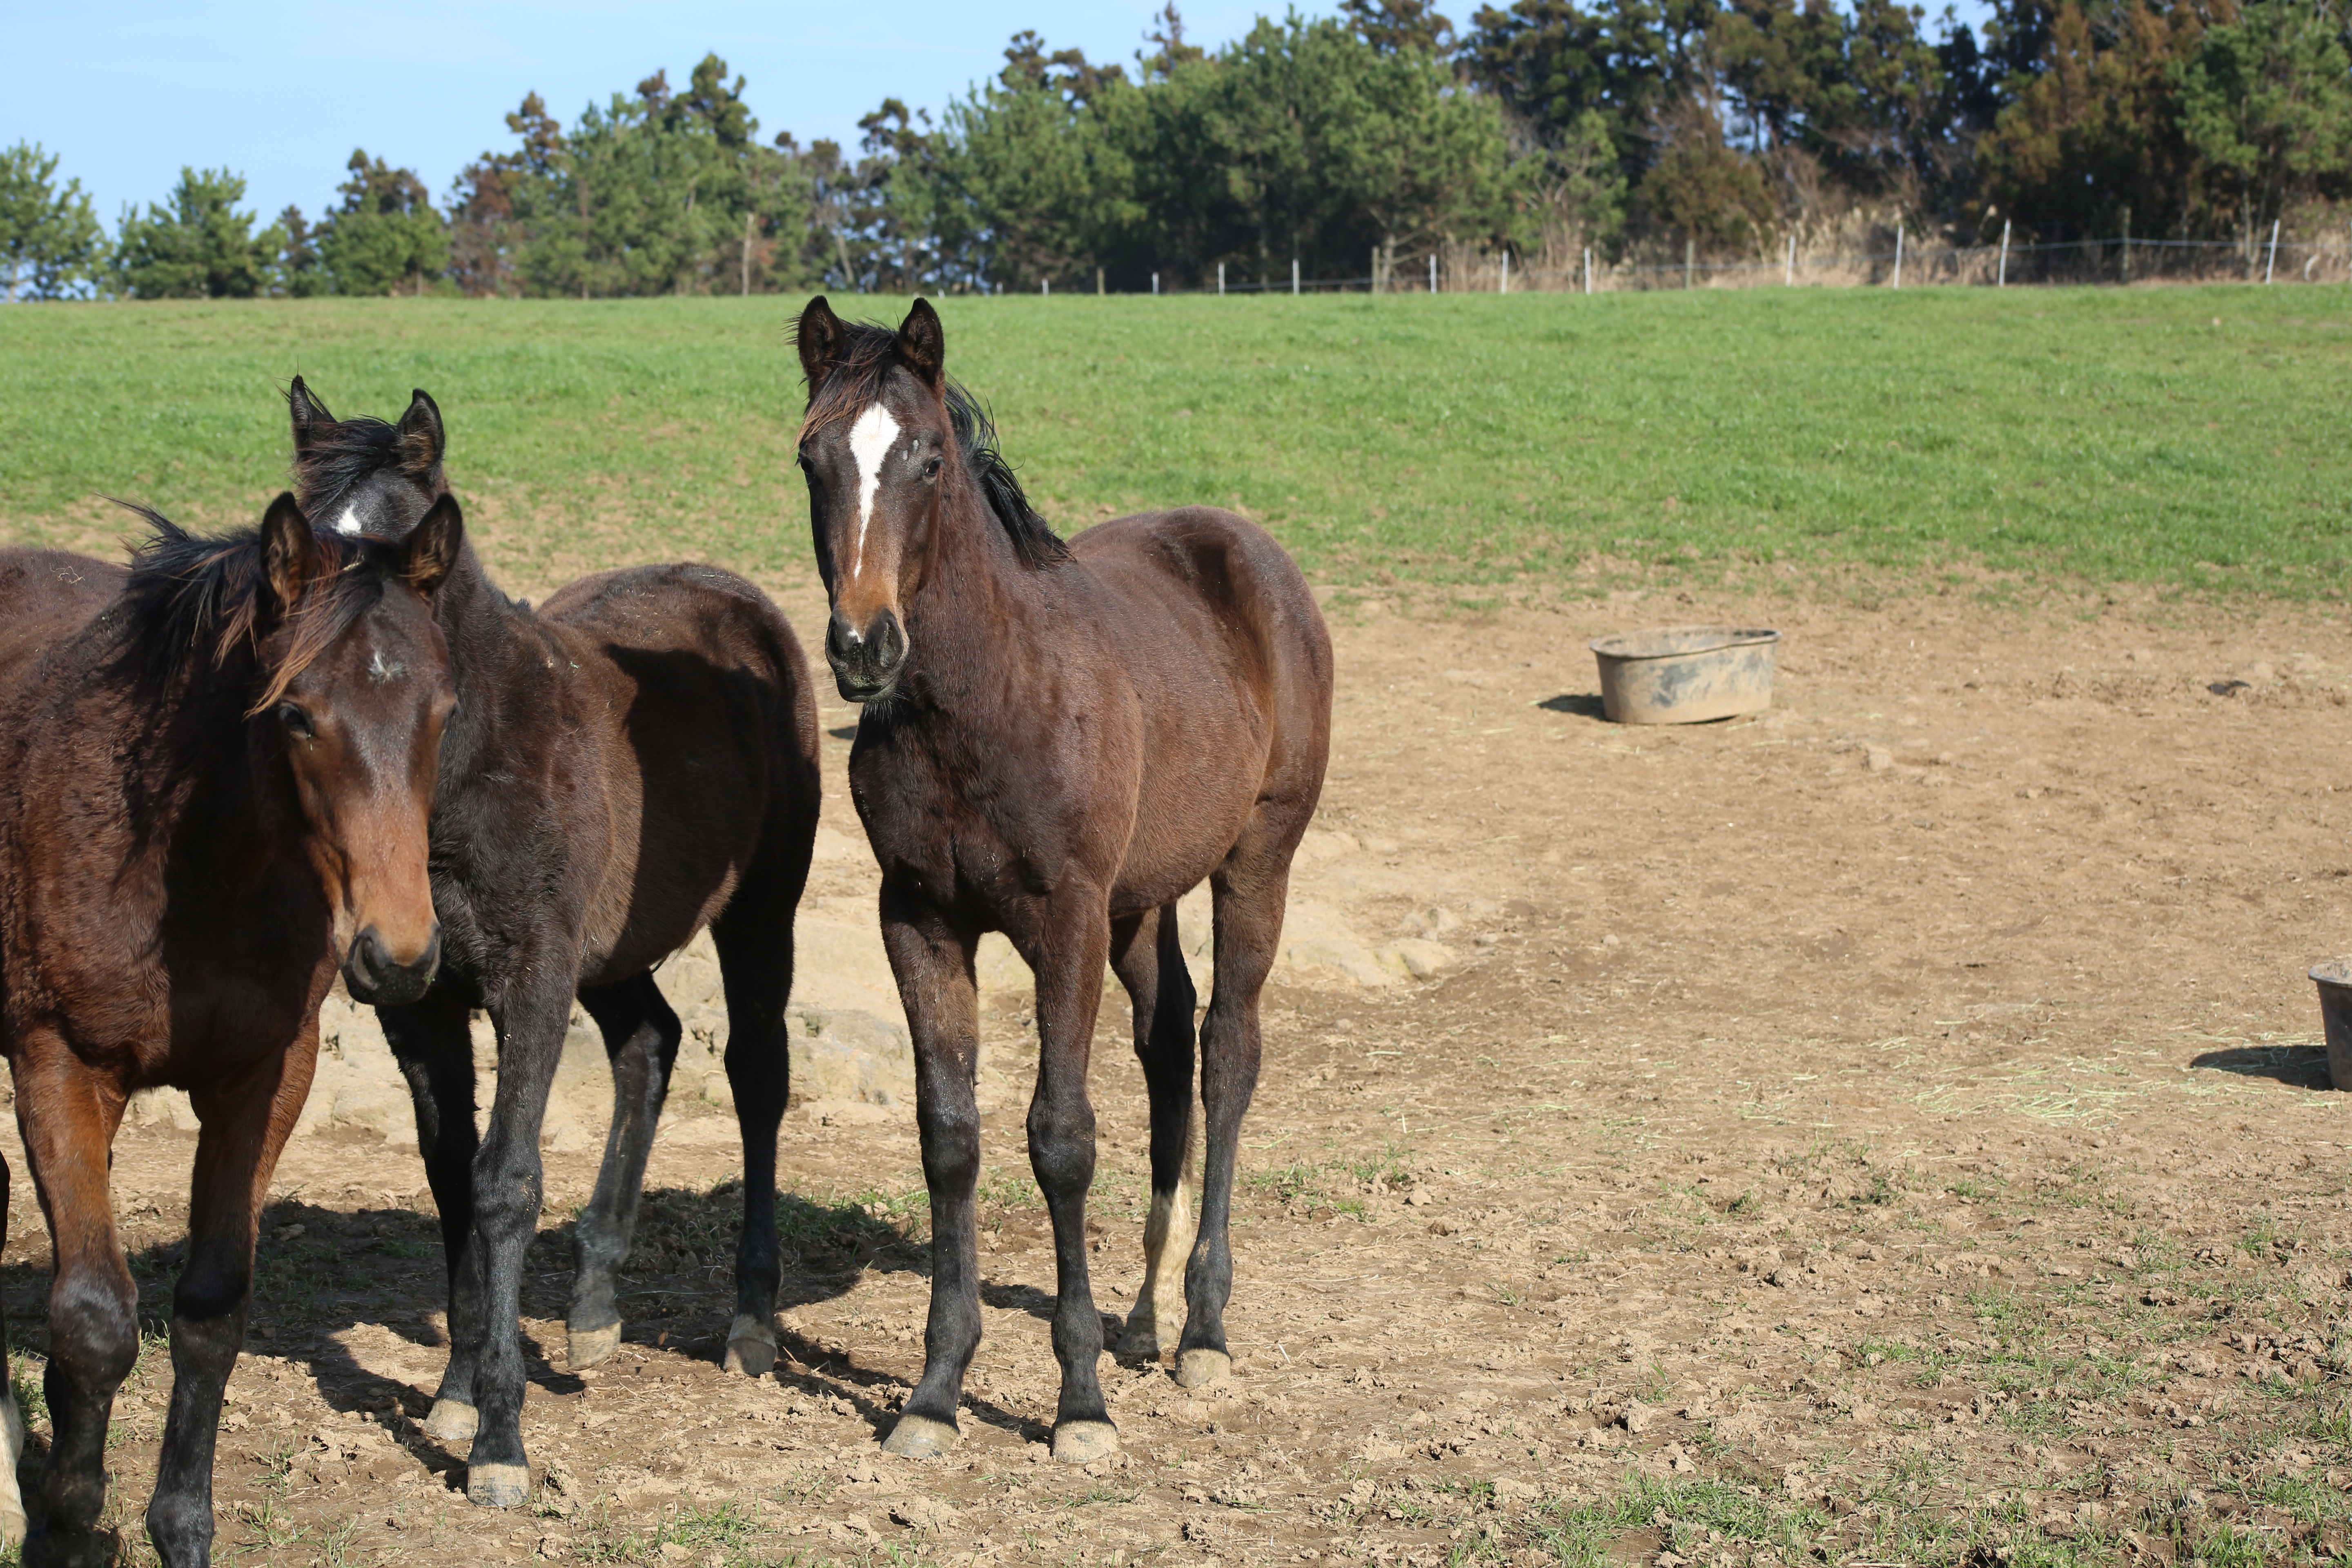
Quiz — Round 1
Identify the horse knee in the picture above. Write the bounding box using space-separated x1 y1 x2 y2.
916 1106 981 1193
47 1274 137 1389
1025 1099 1097 1195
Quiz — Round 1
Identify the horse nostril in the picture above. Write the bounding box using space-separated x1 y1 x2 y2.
826 611 863 663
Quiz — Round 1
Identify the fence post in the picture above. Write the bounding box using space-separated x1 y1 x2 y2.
1217 262 1225 296
1292 258 1299 296
1684 236 1695 289
1500 251 1509 294
1998 219 2009 287
1584 247 1592 296
1429 254 1437 293
1785 232 1795 286
1042 279 1049 296
1152 272 1160 296
1097 267 1105 296
2266 218 2280 284
1892 223 1904 289
2120 205 2131 285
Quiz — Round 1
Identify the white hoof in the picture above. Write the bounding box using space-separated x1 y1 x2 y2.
880 1414 960 1459
1052 1419 1119 1464
422 1396 479 1443
467 1461 530 1509
721 1314 777 1377
568 1322 621 1370
1175 1348 1230 1389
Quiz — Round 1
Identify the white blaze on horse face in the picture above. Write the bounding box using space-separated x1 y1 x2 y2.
847 402 902 579
335 504 364 537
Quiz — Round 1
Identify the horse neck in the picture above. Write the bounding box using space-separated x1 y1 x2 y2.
117 642 292 877
899 490 1056 712
430 538 537 775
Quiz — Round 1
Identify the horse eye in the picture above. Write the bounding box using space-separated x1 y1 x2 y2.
277 703 314 739
922 457 942 480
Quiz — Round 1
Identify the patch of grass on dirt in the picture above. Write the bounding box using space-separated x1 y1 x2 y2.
3 290 2347 599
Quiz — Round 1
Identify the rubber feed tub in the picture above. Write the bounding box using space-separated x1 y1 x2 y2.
2307 960 2352 1089
1589 626 1782 724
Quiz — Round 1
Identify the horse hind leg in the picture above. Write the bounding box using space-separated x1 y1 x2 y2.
712 895 793 1377
1109 904 1198 1362
1178 850 1291 1390
0 1156 25 1547
568 973 682 1370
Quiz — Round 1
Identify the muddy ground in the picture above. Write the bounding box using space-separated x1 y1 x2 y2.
5 577 2351 1567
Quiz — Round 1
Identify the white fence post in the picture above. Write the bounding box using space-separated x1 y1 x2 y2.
2265 218 2280 284
1042 278 1049 296
1217 262 1225 296
1152 272 1159 296
1584 247 1592 296
1998 219 2009 288
1785 232 1795 286
1292 258 1299 296
1499 251 1508 294
1429 254 1437 293
1892 223 1904 289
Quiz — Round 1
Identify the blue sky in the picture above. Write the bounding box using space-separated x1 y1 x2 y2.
8 1 1329 226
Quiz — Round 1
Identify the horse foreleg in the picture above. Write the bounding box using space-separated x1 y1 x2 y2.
463 980 568 1508
1180 860 1283 1390
568 975 679 1371
1025 894 1118 1463
713 900 794 1378
12 1046 134 1562
145 1038 317 1568
877 898 982 1459
1111 904 1198 1363
0 1154 27 1546
382 989 483 1444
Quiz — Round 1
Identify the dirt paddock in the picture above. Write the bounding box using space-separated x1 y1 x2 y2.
5 580 2350 1566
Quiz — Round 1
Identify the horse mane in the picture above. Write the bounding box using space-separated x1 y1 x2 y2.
114 505 390 714
798 320 1068 569
290 410 439 519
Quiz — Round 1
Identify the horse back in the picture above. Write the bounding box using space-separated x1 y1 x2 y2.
529 563 821 976
0 551 127 702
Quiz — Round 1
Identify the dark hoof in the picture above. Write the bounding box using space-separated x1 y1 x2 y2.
23 1525 124 1568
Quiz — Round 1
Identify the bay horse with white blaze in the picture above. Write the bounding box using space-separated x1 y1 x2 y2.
0 496 459 1567
284 380 822 1508
793 297 1333 1462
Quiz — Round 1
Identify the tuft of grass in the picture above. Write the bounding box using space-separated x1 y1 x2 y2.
2 290 2348 602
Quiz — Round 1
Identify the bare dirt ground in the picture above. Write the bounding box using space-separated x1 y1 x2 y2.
5 579 2352 1568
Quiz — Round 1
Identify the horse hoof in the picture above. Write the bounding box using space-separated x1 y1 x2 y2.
880 1414 960 1459
722 1314 777 1377
422 1396 479 1443
22 1526 120 1568
1113 1317 1160 1360
467 1461 531 1509
1175 1348 1230 1389
568 1321 622 1370
1052 1420 1120 1464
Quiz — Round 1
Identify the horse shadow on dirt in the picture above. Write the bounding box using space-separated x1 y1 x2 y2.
0 1165 1079 1493
2188 1044 2332 1091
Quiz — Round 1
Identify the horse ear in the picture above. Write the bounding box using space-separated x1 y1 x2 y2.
795 296 845 396
259 491 319 613
287 376 334 453
896 298 944 388
401 493 464 596
396 390 445 476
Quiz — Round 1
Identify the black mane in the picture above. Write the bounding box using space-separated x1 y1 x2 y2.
114 504 388 706
294 413 413 521
809 321 1068 569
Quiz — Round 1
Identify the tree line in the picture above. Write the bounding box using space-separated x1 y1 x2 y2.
4 0 2348 301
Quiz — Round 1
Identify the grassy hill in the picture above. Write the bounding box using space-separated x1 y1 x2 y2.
3 287 2346 599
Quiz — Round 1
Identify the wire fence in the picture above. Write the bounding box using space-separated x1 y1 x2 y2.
1031 227 2352 296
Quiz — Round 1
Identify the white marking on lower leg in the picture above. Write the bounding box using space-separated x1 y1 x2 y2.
0 1380 24 1537
847 403 900 579
1140 1175 1196 1343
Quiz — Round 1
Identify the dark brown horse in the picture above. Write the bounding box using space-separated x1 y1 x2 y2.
793 297 1333 1463
0 496 459 1566
284 381 822 1508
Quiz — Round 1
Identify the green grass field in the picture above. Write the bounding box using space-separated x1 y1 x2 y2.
2 287 2346 597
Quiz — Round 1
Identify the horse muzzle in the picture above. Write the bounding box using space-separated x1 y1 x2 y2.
343 922 441 1007
826 608 908 703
